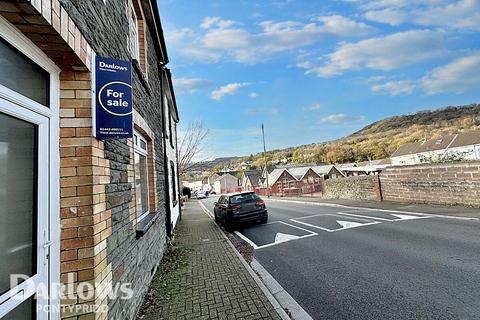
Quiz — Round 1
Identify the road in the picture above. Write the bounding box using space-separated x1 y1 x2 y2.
200 196 480 320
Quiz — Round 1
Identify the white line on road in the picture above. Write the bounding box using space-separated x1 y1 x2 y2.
235 221 318 250
266 198 480 221
291 215 381 232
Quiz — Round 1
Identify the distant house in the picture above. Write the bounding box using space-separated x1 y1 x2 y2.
338 161 391 176
443 131 480 161
266 168 300 196
241 170 263 191
288 167 323 193
390 130 480 166
311 165 345 179
214 173 240 194
390 142 423 166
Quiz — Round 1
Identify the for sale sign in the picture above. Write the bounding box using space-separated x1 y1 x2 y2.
93 56 133 139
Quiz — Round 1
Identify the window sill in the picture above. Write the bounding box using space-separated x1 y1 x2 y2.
136 212 160 239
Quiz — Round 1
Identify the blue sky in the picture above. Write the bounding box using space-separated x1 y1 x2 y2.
157 0 480 159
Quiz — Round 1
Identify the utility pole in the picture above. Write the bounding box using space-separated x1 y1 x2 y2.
262 123 270 197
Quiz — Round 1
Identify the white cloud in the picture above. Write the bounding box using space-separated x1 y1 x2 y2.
364 8 407 25
361 0 480 30
303 103 321 111
421 53 480 94
320 113 365 123
166 28 194 44
173 78 213 93
307 29 447 77
371 80 415 95
179 15 374 64
210 82 250 100
315 15 374 36
200 16 239 29
296 61 313 69
244 107 279 115
249 92 259 98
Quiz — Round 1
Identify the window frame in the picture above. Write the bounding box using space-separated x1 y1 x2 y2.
130 4 140 62
134 130 150 222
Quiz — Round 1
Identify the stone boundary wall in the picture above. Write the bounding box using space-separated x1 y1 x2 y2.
322 176 380 201
380 162 480 207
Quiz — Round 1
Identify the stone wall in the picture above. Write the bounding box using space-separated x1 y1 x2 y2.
322 176 380 201
380 162 480 207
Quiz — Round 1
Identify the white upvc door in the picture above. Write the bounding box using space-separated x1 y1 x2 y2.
0 98 49 320
0 14 60 320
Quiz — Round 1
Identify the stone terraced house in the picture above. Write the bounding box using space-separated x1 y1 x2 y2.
0 0 180 319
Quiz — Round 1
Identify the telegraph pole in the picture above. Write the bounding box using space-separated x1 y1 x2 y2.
262 123 270 197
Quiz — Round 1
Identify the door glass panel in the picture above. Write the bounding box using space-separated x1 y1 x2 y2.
0 112 37 295
2 296 35 320
0 38 49 106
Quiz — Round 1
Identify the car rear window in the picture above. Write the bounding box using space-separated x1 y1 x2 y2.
230 193 260 204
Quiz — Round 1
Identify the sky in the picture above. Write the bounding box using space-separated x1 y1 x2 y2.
157 0 480 159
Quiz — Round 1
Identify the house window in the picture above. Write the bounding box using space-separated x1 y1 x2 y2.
170 161 177 205
129 0 147 74
0 38 49 106
134 130 149 221
130 6 140 61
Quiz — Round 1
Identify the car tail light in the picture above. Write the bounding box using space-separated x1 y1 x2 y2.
255 200 265 206
227 205 241 211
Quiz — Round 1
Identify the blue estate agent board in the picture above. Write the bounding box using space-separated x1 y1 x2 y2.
94 56 133 139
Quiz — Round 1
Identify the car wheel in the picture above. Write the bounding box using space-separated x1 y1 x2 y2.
260 217 268 224
214 211 219 223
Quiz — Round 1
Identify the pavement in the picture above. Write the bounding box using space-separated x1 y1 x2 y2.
200 196 480 320
138 200 284 320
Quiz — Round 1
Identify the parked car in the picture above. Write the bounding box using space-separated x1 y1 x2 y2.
214 192 267 231
196 191 207 199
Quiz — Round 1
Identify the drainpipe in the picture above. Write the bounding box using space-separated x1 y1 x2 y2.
160 68 172 238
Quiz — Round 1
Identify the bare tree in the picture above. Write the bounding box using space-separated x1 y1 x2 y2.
178 121 209 176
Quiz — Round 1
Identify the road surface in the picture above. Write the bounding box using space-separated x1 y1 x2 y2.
200 196 480 320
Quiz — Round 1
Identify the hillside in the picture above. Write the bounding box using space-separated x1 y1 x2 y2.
208 104 480 172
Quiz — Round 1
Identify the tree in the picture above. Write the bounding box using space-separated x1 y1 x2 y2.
178 121 209 176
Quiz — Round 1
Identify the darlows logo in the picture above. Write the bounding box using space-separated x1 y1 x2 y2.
99 61 129 72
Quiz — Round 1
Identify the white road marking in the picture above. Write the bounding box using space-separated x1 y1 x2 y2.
235 230 260 249
235 221 317 250
266 198 480 221
197 200 214 219
391 213 425 220
336 220 365 229
335 211 431 222
274 233 299 243
291 214 381 232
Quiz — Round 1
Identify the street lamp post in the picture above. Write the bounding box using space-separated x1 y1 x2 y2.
262 123 270 198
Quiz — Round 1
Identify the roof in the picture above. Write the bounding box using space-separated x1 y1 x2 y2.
311 165 336 175
390 142 422 157
416 134 457 153
391 130 480 158
336 162 357 168
140 0 168 64
165 68 179 122
341 165 389 172
449 131 480 148
287 167 321 180
267 168 289 184
244 170 263 186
